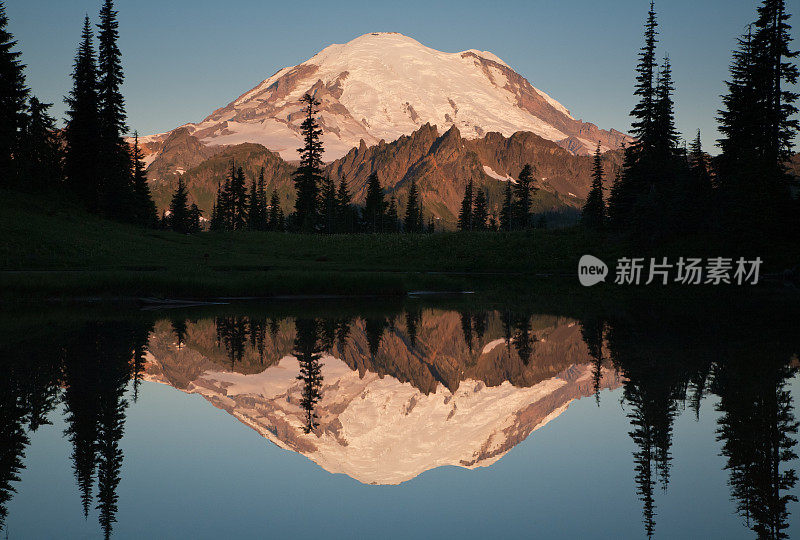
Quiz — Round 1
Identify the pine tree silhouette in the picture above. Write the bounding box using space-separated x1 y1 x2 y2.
0 2 28 188
364 172 385 233
130 132 157 227
513 164 536 229
473 188 488 231
64 17 101 210
168 177 190 233
19 97 62 191
292 93 324 232
500 180 513 231
404 178 421 233
458 179 473 231
582 143 607 229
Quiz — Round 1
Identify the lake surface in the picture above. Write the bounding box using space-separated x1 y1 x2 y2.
1 296 799 539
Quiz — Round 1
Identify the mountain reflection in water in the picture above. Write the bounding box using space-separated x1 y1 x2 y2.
0 299 798 539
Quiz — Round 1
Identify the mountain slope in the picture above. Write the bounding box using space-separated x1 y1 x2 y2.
141 32 629 165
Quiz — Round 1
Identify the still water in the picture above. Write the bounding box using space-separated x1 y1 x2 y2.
1 296 798 539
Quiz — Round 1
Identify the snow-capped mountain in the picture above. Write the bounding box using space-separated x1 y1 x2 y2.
142 32 628 163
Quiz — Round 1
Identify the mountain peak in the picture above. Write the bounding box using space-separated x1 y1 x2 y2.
143 34 629 162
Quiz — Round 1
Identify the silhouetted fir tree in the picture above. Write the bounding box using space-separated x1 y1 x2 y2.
18 97 61 191
631 1 660 151
457 179 473 231
268 189 284 231
130 133 157 227
473 189 488 231
0 2 28 188
96 0 134 221
499 180 513 231
188 203 202 233
363 172 385 233
292 93 324 232
247 175 259 230
513 164 536 229
385 196 400 232
686 130 713 229
609 2 659 230
427 215 435 233
294 319 324 433
64 17 101 210
653 56 680 159
335 176 355 233
404 178 421 233
255 167 269 230
582 143 607 229
319 175 337 234
168 177 190 233
209 184 222 231
231 167 248 231
717 0 798 234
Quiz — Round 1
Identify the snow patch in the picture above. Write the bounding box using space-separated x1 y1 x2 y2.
483 165 517 183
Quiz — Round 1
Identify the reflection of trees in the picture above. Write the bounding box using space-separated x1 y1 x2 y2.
294 319 325 434
215 316 248 370
405 309 421 349
460 312 473 352
580 315 605 406
597 302 800 540
1 320 151 538
0 342 61 533
364 317 388 360
712 353 798 539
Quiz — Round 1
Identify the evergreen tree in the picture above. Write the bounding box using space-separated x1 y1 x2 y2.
404 178 421 233
168 177 190 233
188 203 202 233
363 172 385 233
209 182 222 231
0 2 28 187
473 188 489 231
499 180 513 231
231 167 248 231
268 189 284 231
514 164 536 229
582 143 607 229
457 179 473 231
19 97 61 191
319 175 337 233
64 17 101 210
631 1 660 151
255 167 268 230
96 0 133 220
335 176 354 233
686 130 713 228
292 93 324 231
385 196 400 232
717 0 798 233
427 215 435 233
246 174 260 230
130 133 157 227
653 56 680 160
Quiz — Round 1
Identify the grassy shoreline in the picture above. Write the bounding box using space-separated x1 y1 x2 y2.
2 189 798 302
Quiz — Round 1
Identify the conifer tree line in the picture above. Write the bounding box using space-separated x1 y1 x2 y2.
583 0 798 242
0 1 158 227
456 164 541 232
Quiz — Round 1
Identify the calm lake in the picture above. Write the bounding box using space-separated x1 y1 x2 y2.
1 295 798 539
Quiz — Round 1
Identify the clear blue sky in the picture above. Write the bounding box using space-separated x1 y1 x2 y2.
4 0 799 153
